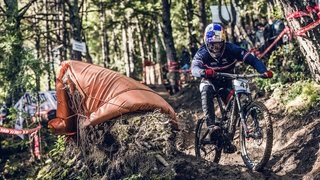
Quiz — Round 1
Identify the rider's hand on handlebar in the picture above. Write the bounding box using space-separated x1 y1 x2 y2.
262 71 273 79
205 68 217 78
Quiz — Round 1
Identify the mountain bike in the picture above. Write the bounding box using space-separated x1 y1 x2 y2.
195 72 273 171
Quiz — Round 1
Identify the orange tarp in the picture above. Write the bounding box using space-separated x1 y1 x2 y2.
48 60 176 135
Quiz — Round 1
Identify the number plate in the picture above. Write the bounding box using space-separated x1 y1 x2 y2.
233 79 250 93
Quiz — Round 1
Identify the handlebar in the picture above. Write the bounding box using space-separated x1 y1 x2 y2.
216 72 265 79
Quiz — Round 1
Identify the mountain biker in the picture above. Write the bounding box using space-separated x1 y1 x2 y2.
191 22 273 153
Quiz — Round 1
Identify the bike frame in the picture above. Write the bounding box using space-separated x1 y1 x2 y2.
214 86 252 139
233 90 252 138
212 73 264 139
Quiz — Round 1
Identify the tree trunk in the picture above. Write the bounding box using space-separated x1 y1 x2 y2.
162 0 179 94
35 25 42 93
53 0 64 62
4 0 25 105
279 0 320 82
82 0 92 64
122 23 131 77
155 32 162 64
137 20 147 83
83 33 93 63
162 0 178 62
99 1 110 68
62 2 68 60
185 0 198 56
127 23 135 76
113 31 122 67
68 0 82 60
45 0 53 90
198 0 207 40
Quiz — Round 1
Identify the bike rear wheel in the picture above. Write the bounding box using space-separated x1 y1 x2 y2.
240 101 273 171
195 118 222 163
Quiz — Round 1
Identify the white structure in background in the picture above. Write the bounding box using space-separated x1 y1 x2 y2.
14 91 57 139
210 5 237 24
71 39 86 54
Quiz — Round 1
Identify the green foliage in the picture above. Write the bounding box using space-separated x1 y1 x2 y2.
255 78 282 92
286 82 304 102
1 136 29 149
256 41 310 91
237 0 268 18
123 173 143 180
272 3 284 19
302 84 320 103
284 81 320 115
266 79 320 117
286 81 320 103
49 135 66 158
0 27 39 104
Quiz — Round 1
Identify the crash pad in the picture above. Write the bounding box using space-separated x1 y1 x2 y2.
48 60 176 135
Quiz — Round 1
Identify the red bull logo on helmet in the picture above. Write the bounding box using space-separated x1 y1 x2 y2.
205 23 225 43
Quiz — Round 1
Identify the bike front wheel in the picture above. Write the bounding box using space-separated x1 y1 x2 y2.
240 101 273 171
195 118 222 163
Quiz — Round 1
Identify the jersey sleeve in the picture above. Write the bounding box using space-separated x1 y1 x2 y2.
191 51 205 78
231 44 267 74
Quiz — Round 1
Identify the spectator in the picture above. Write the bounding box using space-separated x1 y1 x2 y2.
161 64 173 95
238 36 249 50
180 47 191 71
255 23 266 48
264 17 275 43
0 104 8 125
180 47 191 85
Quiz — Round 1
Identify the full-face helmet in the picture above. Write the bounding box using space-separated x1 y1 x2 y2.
204 23 226 58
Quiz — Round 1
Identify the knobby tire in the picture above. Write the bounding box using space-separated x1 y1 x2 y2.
195 118 222 163
239 101 273 171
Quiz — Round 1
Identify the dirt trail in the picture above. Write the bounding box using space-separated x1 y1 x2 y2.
32 83 320 179
152 83 320 179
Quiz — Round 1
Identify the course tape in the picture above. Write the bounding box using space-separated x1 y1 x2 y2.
0 125 41 135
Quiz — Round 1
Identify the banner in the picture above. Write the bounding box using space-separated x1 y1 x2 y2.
13 91 57 139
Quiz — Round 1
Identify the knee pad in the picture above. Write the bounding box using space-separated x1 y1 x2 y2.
201 85 214 99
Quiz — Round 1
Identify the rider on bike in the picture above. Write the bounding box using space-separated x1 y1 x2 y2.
191 22 273 153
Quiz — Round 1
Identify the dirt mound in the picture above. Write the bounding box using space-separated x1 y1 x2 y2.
36 82 320 179
38 111 177 179
268 109 320 179
36 110 277 179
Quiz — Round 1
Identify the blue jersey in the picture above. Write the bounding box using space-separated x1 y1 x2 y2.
191 42 267 78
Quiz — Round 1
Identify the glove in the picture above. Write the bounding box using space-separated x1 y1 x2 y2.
262 71 273 78
205 68 216 78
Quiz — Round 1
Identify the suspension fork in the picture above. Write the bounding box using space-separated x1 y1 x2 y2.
235 93 249 138
216 95 226 119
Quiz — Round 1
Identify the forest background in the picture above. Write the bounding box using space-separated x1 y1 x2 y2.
1 0 318 106
0 0 320 179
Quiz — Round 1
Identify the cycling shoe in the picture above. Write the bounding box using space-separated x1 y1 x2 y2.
223 143 237 154
208 125 222 141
